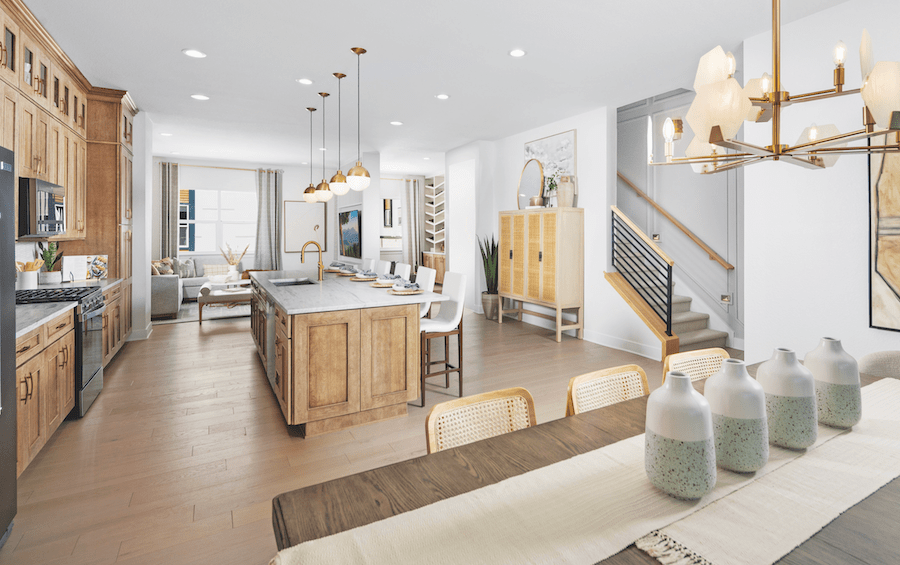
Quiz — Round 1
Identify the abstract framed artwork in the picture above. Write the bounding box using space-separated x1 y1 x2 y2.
869 146 900 331
339 207 362 260
284 200 326 253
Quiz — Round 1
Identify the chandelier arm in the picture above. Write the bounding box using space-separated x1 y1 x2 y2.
787 127 899 152
793 145 900 155
651 153 754 167
701 157 767 174
709 128 774 157
783 156 826 170
788 88 860 104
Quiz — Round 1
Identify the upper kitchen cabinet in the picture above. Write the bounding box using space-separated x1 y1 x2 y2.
121 105 133 150
19 31 47 108
0 8 18 86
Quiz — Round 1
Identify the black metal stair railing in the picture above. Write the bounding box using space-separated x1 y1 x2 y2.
611 207 674 336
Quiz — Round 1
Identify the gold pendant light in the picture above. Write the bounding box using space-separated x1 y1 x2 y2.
303 107 318 203
315 92 334 202
347 47 371 191
329 72 350 196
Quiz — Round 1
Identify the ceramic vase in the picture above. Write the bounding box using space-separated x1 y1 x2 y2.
38 271 62 285
704 359 769 472
227 264 239 281
804 338 861 429
557 176 575 208
756 348 817 449
645 371 716 500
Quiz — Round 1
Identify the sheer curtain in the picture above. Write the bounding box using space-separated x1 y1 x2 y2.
255 169 283 270
404 179 421 267
159 162 179 259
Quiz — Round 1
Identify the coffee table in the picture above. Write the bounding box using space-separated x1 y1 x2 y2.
197 283 252 324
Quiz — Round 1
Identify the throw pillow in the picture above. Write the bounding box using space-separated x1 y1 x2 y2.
204 264 231 276
151 258 174 275
150 263 160 276
179 258 196 278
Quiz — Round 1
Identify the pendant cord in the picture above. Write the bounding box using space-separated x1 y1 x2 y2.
357 54 361 161
337 78 341 168
309 111 313 185
322 99 326 179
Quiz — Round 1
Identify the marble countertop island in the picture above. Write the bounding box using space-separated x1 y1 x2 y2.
250 270 447 315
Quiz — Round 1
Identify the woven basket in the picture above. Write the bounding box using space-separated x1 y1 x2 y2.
370 282 394 288
388 288 423 295
351 276 377 282
337 272 356 277
324 269 342 273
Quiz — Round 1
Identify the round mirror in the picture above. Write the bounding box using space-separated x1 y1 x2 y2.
517 158 544 209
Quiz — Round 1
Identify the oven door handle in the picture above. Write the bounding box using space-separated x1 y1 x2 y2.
82 305 107 321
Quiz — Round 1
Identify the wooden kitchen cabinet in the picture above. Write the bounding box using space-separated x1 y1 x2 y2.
0 8 19 86
123 282 132 337
422 252 445 285
17 94 35 177
15 311 75 476
273 327 292 422
102 282 123 366
359 305 419 411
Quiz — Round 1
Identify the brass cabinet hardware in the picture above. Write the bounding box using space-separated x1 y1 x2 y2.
17 344 31 355
26 373 34 400
20 378 27 403
56 321 66 330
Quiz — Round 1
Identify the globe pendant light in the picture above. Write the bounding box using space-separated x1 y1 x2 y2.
347 47 371 191
329 72 350 196
303 107 318 203
315 92 333 202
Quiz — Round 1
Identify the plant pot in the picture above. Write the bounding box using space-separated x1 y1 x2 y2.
645 371 716 500
39 271 62 285
704 359 769 472
756 348 817 449
481 292 499 321
804 337 861 429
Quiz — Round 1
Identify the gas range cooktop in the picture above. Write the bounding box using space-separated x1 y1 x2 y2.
15 287 100 303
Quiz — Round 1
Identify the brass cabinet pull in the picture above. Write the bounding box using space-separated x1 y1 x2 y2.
63 345 69 366
26 373 34 400
56 321 67 330
20 378 27 403
17 344 31 355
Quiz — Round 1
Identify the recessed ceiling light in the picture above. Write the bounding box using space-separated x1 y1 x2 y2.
390 121 403 126
296 78 313 85
191 94 209 100
509 49 526 57
423 157 431 160
435 94 449 100
160 133 173 136
182 49 207 58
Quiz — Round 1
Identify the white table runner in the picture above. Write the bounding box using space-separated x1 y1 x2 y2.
637 377 900 565
270 380 899 565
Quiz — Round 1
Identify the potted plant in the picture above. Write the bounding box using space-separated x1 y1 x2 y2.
38 241 63 284
478 235 499 321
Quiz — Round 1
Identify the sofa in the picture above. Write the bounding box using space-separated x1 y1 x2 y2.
151 274 183 318
180 256 247 300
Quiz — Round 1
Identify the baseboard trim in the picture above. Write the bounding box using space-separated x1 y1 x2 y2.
583 329 661 361
128 322 153 341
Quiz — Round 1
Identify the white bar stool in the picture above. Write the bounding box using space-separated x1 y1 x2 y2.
410 272 466 408
414 267 436 318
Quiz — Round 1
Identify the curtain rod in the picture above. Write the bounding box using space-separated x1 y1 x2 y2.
177 164 260 173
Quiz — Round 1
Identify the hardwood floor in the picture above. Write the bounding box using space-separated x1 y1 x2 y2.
1 311 741 564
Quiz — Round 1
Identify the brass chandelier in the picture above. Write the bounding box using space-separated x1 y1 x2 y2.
651 0 900 174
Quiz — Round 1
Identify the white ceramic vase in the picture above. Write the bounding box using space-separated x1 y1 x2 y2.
645 371 716 500
704 359 769 472
227 264 239 281
557 176 575 208
756 348 817 449
804 338 861 429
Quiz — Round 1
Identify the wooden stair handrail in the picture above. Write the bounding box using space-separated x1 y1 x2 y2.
611 205 674 266
616 172 735 270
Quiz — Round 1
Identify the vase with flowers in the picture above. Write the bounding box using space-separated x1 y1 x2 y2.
220 243 249 281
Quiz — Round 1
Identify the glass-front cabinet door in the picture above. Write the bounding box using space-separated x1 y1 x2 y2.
0 10 18 85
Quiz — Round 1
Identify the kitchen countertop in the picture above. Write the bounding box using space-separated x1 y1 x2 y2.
250 270 448 315
16 302 78 339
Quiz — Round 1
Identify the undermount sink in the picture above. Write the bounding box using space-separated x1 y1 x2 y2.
270 278 314 287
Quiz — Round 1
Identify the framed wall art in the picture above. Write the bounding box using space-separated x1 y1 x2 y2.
870 145 900 331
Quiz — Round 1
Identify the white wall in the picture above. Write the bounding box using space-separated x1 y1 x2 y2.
466 106 662 358
743 0 900 362
130 112 153 340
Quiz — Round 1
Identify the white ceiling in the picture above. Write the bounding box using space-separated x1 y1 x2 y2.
24 0 849 176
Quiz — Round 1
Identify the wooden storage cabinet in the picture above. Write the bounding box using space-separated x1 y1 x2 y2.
359 305 419 411
0 9 19 86
15 310 76 476
498 208 584 342
422 252 445 285
102 282 125 366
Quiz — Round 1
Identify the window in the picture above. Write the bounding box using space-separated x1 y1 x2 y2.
178 188 257 255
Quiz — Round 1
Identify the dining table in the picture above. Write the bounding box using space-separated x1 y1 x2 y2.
271 365 896 565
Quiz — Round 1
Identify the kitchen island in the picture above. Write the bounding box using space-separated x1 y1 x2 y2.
249 270 447 436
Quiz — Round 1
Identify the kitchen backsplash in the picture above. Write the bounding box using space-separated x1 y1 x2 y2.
15 242 39 264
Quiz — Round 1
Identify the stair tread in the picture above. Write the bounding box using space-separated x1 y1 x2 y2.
672 310 709 323
672 295 691 303
678 328 729 345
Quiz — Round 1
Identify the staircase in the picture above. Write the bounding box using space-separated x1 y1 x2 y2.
607 206 729 359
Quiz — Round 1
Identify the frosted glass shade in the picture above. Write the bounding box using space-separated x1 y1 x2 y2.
303 185 318 203
860 29 874 81
685 136 717 174
693 46 729 91
742 78 765 121
795 124 844 167
685 77 752 144
861 61 900 130
315 180 333 202
347 161 371 191
330 181 350 196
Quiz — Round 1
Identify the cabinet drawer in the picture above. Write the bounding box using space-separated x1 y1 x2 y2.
46 310 74 344
275 306 291 338
15 327 45 367
103 283 121 303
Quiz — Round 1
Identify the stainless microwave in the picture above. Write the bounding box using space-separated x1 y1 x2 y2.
18 178 66 238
